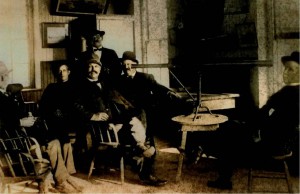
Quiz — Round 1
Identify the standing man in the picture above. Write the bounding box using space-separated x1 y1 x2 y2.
73 54 168 186
78 29 121 82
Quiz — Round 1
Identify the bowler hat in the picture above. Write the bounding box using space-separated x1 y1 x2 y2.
122 51 139 63
0 61 12 76
86 53 102 67
281 51 300 64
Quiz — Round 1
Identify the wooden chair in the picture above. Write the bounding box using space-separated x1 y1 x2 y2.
6 83 40 116
0 129 51 193
87 122 124 185
248 152 293 193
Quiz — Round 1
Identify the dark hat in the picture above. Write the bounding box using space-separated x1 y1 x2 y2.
122 51 139 63
85 29 105 39
281 51 300 64
86 53 102 67
6 83 23 95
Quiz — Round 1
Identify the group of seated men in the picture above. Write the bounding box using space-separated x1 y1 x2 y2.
0 28 299 193
0 47 190 193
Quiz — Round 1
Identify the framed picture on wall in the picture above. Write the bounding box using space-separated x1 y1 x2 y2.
42 23 69 48
274 0 299 39
53 0 108 16
236 23 258 48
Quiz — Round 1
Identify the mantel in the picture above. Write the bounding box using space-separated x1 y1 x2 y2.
200 60 273 67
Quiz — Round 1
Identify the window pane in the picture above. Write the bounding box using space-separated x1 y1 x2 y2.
0 0 30 87
13 63 30 86
12 40 29 64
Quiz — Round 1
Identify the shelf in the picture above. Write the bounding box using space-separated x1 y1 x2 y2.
200 60 273 67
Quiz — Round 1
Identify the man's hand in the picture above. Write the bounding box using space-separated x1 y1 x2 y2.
20 117 36 127
91 112 109 121
143 146 155 158
167 90 182 100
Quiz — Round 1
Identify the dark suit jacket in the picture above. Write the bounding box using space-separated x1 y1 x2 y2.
116 72 177 139
74 77 151 150
74 79 112 122
116 72 172 111
0 91 20 138
39 81 77 143
256 85 300 154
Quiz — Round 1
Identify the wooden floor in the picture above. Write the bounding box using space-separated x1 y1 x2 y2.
1 136 300 193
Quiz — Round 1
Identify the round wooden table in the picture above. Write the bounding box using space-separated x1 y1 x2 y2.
172 113 228 182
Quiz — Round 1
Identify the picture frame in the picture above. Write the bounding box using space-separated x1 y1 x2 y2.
42 23 69 48
53 0 108 16
273 0 299 39
236 23 258 48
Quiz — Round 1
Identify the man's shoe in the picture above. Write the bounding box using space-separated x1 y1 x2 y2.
56 181 78 193
140 174 168 186
67 176 84 192
207 179 233 190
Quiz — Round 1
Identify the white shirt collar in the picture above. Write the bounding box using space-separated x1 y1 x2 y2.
87 78 98 82
93 46 103 50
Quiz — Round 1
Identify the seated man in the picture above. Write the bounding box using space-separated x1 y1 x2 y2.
37 62 84 193
73 54 167 186
0 60 36 136
116 51 191 143
207 51 300 190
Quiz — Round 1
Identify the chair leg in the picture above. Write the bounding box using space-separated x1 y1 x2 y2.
248 159 293 193
283 161 293 193
18 154 28 176
120 156 124 185
88 156 95 180
38 179 49 194
4 154 15 177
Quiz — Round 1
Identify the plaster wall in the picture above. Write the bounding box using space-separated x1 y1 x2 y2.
254 0 299 107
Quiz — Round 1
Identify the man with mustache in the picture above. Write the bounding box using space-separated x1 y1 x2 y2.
116 51 189 145
77 29 121 83
73 54 167 186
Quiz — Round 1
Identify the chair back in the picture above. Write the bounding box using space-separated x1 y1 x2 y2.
87 122 125 184
0 128 49 177
6 83 39 116
89 122 119 148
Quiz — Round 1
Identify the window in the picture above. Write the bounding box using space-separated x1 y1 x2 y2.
0 0 33 87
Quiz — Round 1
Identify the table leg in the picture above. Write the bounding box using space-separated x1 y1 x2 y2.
176 131 187 182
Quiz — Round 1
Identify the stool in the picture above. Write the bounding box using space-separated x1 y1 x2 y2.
248 152 293 193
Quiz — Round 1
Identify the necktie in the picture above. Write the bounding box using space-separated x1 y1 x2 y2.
127 75 134 80
94 48 102 51
92 81 102 90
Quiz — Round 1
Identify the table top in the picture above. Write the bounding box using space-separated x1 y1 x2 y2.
172 113 228 131
172 113 228 125
177 92 240 101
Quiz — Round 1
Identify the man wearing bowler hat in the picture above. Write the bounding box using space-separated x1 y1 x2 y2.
79 29 121 83
207 51 300 190
116 51 190 140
